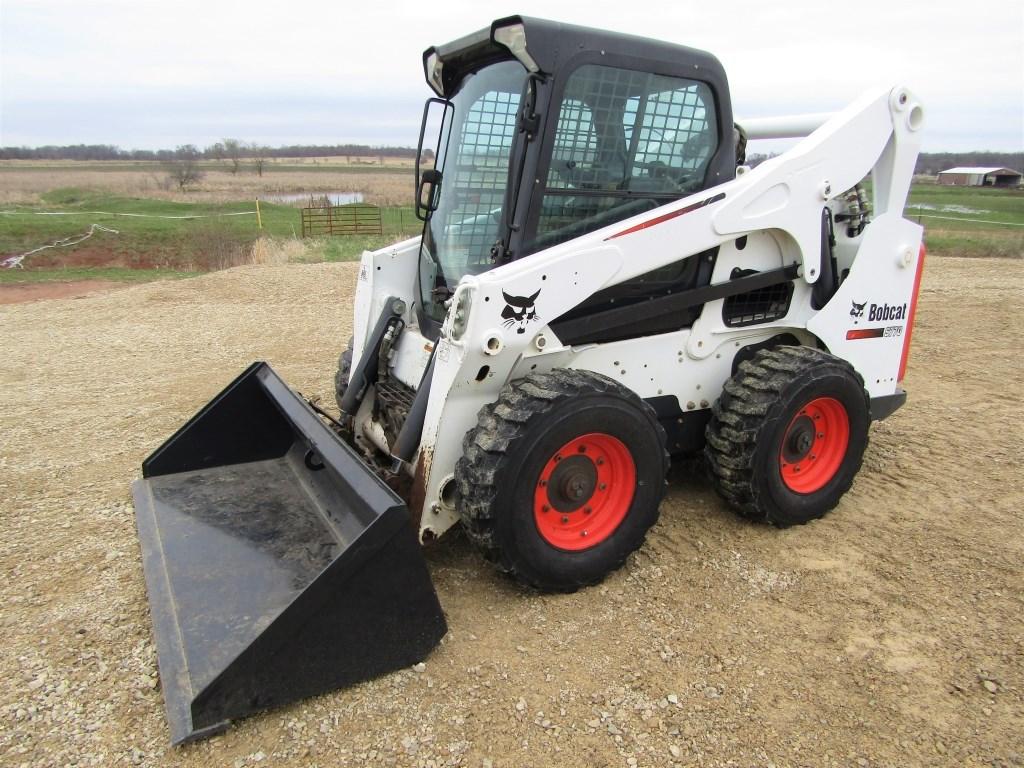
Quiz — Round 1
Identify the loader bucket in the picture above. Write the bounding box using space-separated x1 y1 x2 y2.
131 362 447 745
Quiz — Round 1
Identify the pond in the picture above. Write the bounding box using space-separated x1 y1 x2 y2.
262 192 365 206
907 202 991 215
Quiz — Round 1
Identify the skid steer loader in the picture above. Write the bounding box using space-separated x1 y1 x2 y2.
132 16 925 743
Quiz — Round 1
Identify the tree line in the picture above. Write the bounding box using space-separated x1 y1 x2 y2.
2 141 1019 177
745 151 1023 174
0 141 423 162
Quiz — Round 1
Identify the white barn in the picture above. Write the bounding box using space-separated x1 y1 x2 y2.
936 167 1022 187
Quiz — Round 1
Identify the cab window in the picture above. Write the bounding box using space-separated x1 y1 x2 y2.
531 64 717 250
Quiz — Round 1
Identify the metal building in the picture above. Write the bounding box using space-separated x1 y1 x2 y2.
936 167 1022 187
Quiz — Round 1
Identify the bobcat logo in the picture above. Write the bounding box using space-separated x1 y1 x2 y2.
850 300 866 319
501 289 541 334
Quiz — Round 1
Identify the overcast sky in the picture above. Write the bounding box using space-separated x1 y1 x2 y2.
1 0 1022 153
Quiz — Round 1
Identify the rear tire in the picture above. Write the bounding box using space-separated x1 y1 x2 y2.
455 369 669 592
333 336 354 412
704 345 869 526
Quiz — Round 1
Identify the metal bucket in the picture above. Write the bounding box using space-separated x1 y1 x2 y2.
131 362 446 744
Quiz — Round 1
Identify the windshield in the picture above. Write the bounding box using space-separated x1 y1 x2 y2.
419 60 527 322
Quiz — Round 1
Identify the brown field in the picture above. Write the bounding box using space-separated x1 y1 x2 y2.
0 256 1021 767
0 156 415 169
0 161 414 206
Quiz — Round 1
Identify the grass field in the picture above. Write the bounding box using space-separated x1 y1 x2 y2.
0 160 1020 286
0 187 419 275
907 183 1024 258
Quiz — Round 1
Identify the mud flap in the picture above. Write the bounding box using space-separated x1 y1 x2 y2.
131 362 447 745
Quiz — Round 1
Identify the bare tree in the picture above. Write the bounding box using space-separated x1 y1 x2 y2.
251 144 270 177
207 141 226 162
222 138 243 175
164 144 205 191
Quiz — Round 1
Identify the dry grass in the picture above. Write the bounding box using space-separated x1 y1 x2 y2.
249 236 318 265
0 166 414 206
275 155 417 168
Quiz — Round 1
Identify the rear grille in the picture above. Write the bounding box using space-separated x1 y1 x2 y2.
722 269 794 327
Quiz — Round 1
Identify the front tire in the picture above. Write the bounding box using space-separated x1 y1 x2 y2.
455 369 669 592
704 345 869 526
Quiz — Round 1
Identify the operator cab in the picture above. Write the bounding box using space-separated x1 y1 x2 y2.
415 15 735 334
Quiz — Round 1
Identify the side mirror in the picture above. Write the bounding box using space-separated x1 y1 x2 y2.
414 97 454 222
416 169 443 220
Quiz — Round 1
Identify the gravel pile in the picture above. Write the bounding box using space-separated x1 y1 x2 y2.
0 258 1021 767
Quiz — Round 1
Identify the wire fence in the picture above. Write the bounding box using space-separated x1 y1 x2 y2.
911 213 1024 227
0 209 256 220
2 224 120 269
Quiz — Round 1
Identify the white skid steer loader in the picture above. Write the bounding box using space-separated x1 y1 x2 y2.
132 16 925 744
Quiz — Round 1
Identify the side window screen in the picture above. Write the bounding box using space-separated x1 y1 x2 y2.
533 65 717 251
548 99 597 189
461 90 519 164
624 87 714 175
442 88 521 269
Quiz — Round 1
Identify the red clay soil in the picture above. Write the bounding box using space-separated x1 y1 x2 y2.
0 280 127 304
26 246 169 269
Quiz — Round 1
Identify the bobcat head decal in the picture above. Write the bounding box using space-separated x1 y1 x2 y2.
501 289 541 334
850 300 866 319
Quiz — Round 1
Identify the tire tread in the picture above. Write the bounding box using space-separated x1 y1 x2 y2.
704 345 868 525
333 336 354 412
456 369 668 591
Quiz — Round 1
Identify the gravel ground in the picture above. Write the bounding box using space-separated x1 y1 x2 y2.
0 257 1021 768
0 281 130 305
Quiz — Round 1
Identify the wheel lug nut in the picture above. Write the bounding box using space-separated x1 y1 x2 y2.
578 445 587 453
581 530 588 537
817 433 824 439
584 506 592 514
599 483 606 490
555 454 562 462
561 516 569 524
596 458 604 466
539 479 547 487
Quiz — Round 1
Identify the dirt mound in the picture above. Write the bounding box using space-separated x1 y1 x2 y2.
0 258 1021 767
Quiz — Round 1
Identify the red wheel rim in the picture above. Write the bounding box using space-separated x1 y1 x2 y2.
779 397 850 494
533 433 636 551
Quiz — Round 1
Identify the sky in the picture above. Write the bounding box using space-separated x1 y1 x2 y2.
1 0 1022 153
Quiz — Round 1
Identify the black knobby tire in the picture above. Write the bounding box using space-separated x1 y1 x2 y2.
333 336 354 412
705 345 869 526
455 368 670 593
